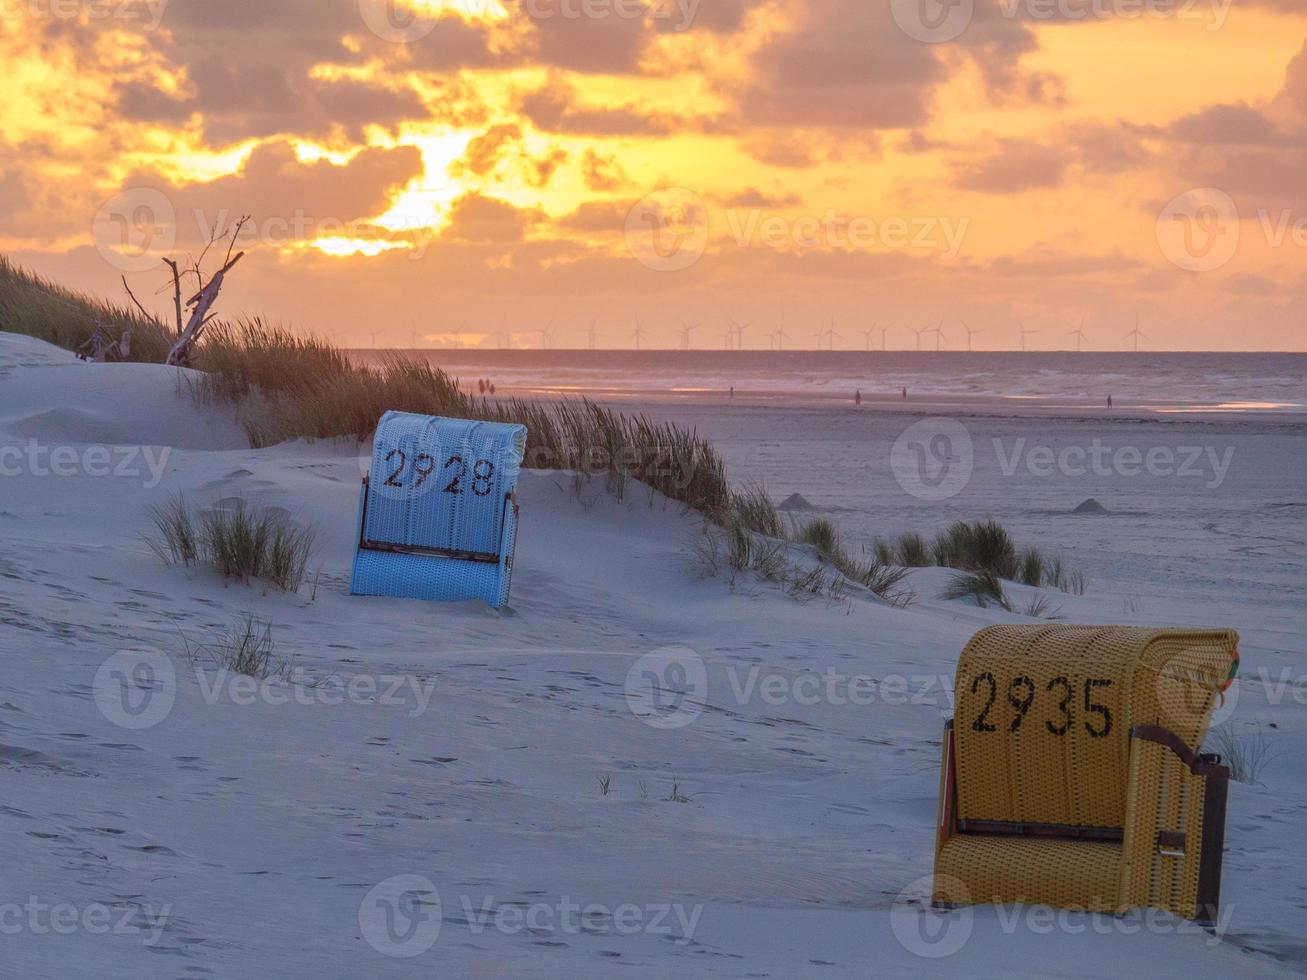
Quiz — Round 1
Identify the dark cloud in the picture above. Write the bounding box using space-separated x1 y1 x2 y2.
520 85 673 135
955 139 1071 192
443 193 542 242
556 200 628 231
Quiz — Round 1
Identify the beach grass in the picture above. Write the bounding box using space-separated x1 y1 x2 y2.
148 494 317 593
4 256 1085 596
0 255 177 362
941 569 1013 610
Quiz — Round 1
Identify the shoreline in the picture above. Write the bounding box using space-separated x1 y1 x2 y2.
469 384 1307 425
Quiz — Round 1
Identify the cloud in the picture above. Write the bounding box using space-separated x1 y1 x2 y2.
556 200 628 232
520 84 674 135
443 193 542 242
954 139 1072 192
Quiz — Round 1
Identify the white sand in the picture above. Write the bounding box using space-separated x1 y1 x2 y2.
0 331 1303 978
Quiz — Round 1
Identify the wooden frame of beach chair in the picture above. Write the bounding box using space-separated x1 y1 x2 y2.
349 411 527 609
932 625 1237 927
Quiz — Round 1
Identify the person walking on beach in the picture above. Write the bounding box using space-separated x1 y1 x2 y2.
901 386 907 401
855 389 862 406
1107 394 1113 408
729 386 735 399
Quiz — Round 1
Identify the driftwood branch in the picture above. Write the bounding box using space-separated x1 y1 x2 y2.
164 216 249 367
163 258 183 336
121 276 157 325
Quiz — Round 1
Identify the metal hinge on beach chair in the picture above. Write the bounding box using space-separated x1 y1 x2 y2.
932 625 1238 926
349 411 528 609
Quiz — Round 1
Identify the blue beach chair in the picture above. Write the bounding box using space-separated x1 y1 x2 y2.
350 412 527 609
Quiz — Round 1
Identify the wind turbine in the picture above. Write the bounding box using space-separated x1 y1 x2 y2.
632 318 645 351
772 317 788 351
932 319 947 352
963 321 983 351
1018 319 1038 351
880 325 889 350
586 320 598 350
538 321 554 350
679 318 698 350
909 325 926 351
1068 316 1088 352
822 318 842 351
858 326 875 351
734 320 751 350
1125 315 1146 352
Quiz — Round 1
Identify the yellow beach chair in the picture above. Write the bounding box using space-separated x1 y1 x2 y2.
934 625 1238 925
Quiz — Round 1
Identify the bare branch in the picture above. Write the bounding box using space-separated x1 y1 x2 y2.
162 258 183 336
121 276 158 325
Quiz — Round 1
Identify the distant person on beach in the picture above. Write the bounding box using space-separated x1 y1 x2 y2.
855 389 862 406
901 386 907 401
1107 394 1113 408
729 386 735 399
478 379 486 395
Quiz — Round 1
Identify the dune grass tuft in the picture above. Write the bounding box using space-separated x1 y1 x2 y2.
941 570 1013 610
148 494 316 593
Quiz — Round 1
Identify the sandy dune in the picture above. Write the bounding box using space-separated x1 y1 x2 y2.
0 332 1302 978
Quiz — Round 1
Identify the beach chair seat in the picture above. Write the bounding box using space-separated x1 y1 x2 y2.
349 411 527 609
933 625 1237 925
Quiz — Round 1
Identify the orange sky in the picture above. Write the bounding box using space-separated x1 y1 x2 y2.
2 0 1306 350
